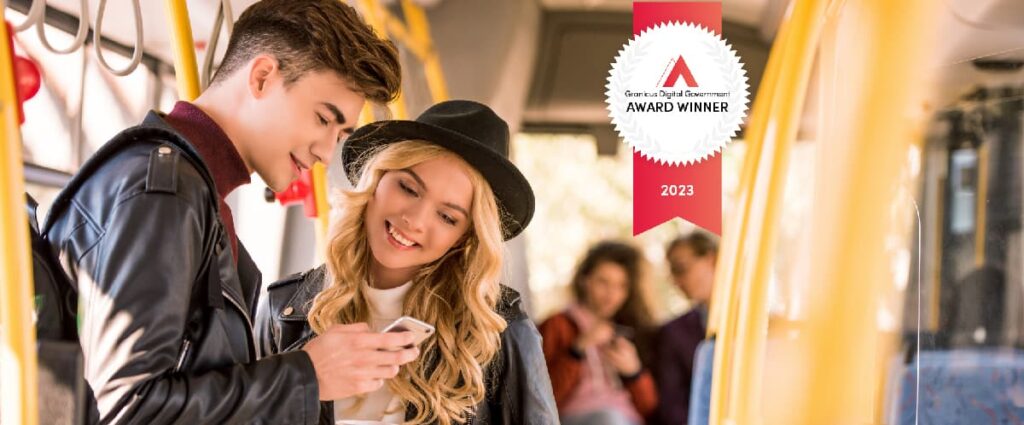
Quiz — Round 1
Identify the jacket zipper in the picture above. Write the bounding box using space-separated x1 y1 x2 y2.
174 275 257 371
221 288 258 359
174 339 193 372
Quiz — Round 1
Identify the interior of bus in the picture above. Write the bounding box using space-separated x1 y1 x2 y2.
2 0 1023 424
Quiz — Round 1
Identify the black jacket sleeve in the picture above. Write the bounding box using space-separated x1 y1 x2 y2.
498 315 560 424
654 325 690 425
77 192 319 424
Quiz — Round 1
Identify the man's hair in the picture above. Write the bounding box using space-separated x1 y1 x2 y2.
667 231 719 258
211 0 401 104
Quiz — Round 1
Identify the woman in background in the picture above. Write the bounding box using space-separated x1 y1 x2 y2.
539 240 659 425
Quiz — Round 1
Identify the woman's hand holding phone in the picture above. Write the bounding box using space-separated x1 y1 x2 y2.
574 321 616 352
601 336 642 376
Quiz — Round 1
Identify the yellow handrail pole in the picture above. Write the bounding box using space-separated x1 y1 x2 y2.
723 1 828 423
0 8 40 425
164 0 201 101
706 0 790 360
706 7 785 336
312 162 331 262
707 0 814 422
974 143 988 266
357 0 410 120
401 0 449 102
792 0 937 423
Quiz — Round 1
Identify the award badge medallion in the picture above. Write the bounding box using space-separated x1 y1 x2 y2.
609 3 750 235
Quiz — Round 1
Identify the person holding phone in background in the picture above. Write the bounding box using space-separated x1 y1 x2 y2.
255 100 558 425
539 241 659 425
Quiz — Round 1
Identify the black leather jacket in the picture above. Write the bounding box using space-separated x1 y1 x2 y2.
255 266 560 424
45 112 320 424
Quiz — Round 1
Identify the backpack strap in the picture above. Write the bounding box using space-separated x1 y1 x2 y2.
27 193 39 234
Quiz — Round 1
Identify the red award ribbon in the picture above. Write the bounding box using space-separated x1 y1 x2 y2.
632 2 723 235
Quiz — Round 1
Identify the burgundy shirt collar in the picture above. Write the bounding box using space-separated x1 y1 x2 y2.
163 101 250 199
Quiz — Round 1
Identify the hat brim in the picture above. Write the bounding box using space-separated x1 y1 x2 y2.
341 120 535 240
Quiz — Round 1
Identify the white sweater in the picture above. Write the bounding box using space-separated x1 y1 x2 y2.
334 281 412 424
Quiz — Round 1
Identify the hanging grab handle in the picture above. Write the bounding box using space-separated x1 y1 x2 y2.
93 0 144 76
12 0 45 32
36 0 89 54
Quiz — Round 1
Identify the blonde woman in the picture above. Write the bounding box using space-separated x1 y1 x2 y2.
255 100 558 424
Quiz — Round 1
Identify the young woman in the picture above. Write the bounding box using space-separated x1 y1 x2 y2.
539 241 658 425
255 100 558 424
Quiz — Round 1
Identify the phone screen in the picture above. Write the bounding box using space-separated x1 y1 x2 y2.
381 316 434 349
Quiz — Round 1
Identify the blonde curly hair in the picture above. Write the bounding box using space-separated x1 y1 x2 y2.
308 140 507 424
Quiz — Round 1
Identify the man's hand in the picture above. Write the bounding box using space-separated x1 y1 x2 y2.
302 323 419 400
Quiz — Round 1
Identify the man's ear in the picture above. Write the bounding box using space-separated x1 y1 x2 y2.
248 54 279 99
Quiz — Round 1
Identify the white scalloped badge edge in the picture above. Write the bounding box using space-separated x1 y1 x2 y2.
606 21 750 166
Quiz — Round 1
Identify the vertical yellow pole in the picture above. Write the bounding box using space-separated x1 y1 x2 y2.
165 0 201 101
401 0 449 102
356 0 409 120
0 11 40 425
707 12 789 425
706 0 786 335
726 1 828 423
974 143 988 266
312 162 331 262
709 1 826 423
790 0 937 423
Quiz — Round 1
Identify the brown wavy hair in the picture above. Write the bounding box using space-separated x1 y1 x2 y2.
212 0 401 104
308 141 507 424
571 240 655 330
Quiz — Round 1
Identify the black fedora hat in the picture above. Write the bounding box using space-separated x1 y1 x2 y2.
341 100 535 240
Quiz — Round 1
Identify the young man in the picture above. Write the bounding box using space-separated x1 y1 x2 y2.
653 231 718 425
44 1 418 423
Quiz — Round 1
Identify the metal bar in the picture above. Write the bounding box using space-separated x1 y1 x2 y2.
931 176 945 330
0 3 40 423
23 162 72 188
788 0 937 422
164 0 200 101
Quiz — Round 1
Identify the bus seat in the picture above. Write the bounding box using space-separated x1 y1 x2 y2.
886 349 1024 424
688 339 715 425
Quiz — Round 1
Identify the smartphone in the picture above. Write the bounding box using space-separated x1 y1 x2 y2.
613 324 636 340
381 316 435 349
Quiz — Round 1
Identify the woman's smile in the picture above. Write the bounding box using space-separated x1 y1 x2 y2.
385 220 420 250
